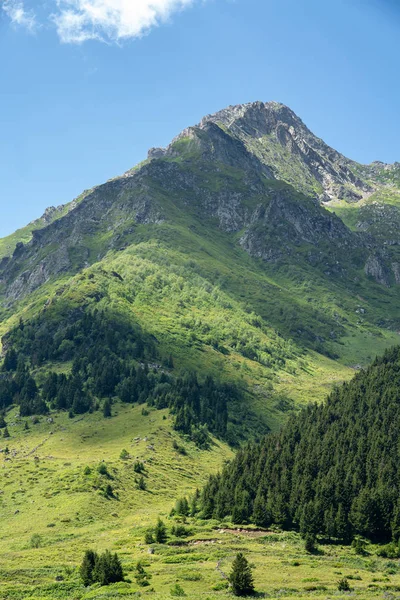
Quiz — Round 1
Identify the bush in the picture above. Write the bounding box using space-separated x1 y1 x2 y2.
352 537 368 555
97 463 108 476
120 449 129 460
105 483 114 498
170 584 186 596
377 542 400 558
171 525 191 538
135 561 151 587
30 534 42 548
134 461 145 473
137 476 146 490
304 534 317 554
337 578 351 591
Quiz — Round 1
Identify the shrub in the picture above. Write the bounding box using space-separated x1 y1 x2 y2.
171 525 191 538
133 461 145 473
135 561 151 587
137 476 146 490
97 463 108 476
120 449 129 460
337 578 351 591
304 534 317 554
30 534 42 548
352 536 368 555
170 583 186 596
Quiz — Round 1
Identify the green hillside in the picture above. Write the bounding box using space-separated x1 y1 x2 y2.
200 345 400 542
1 102 400 599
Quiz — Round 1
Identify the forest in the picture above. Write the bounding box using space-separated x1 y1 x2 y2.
199 345 400 543
0 306 237 447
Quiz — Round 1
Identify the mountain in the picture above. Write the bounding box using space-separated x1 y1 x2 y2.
199 345 400 543
1 101 400 436
1 101 400 599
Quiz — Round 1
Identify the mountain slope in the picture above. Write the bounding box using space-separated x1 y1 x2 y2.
0 101 400 436
200 345 400 542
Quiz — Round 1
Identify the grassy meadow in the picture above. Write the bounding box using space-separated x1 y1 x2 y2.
0 401 399 599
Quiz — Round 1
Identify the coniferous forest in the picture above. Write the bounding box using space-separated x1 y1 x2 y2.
0 306 235 447
200 346 400 543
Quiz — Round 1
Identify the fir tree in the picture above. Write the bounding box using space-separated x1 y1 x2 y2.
155 518 167 543
229 553 255 596
103 399 112 418
80 549 98 586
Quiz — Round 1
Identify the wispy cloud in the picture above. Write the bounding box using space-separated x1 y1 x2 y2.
2 0 203 44
2 0 37 32
53 0 198 44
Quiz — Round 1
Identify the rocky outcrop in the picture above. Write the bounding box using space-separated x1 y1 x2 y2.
365 253 391 286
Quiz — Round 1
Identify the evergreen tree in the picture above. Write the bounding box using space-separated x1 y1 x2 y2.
80 549 98 586
155 518 167 543
135 561 151 586
3 348 18 372
3 427 10 438
229 553 255 596
103 399 112 418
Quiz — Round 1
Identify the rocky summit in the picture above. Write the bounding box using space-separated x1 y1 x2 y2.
1 101 400 306
1 102 400 600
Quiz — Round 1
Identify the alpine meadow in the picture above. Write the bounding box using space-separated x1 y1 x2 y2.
1 101 400 600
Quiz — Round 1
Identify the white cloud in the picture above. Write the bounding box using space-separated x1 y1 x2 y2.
2 0 37 32
52 0 198 44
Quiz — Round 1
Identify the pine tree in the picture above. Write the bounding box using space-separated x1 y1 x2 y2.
229 553 255 596
155 518 167 543
3 427 10 438
135 561 151 586
103 399 112 418
3 348 18 372
80 549 98 586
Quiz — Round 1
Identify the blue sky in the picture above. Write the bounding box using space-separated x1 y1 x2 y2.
0 0 399 237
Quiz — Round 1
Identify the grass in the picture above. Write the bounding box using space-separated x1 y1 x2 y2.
1 401 400 599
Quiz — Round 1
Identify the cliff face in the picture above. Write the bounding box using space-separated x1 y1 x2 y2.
1 101 399 304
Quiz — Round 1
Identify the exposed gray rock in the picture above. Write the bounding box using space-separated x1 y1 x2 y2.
365 254 391 286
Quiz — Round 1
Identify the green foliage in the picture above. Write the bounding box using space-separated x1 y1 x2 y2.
137 475 146 491
133 461 145 473
229 552 255 596
201 346 400 542
337 577 351 591
170 583 186 596
155 518 167 543
103 399 112 418
135 561 151 587
80 549 124 587
352 537 368 556
144 530 155 544
304 534 317 554
97 463 109 476
30 534 42 548
171 525 191 538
